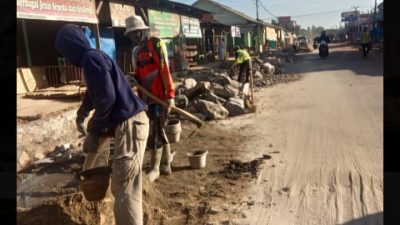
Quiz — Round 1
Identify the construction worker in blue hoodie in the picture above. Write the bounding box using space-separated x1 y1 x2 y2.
55 24 149 225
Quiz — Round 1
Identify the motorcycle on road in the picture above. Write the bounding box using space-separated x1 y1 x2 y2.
319 40 329 58
361 43 370 58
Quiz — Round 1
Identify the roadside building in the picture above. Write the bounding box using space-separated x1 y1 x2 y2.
193 0 267 55
131 0 214 70
341 10 359 43
372 2 383 43
17 0 103 94
264 23 277 50
17 0 137 92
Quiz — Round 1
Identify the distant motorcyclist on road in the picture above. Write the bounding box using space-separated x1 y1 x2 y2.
361 27 372 57
318 31 331 44
317 31 330 58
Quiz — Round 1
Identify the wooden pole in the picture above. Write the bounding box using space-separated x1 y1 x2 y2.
140 7 148 24
130 81 203 128
21 20 32 67
93 0 104 50
93 24 101 49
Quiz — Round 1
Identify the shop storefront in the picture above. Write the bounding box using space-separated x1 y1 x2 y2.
148 9 182 70
147 8 204 71
226 26 241 55
100 0 136 73
265 26 278 49
17 0 98 89
180 15 202 67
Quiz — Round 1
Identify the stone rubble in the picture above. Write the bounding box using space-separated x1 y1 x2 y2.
173 53 300 121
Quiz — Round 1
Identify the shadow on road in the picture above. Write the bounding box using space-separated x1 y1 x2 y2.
339 212 383 225
289 43 383 77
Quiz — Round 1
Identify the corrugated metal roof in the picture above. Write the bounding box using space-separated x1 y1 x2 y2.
193 0 277 27
134 0 214 20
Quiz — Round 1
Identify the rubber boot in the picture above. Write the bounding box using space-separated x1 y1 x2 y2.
160 144 175 175
147 148 162 182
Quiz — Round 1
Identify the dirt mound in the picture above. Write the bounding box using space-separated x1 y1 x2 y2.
17 193 114 225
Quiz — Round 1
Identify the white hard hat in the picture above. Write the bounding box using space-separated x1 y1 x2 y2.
124 15 149 36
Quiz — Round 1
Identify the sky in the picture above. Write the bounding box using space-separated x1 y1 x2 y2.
173 0 383 29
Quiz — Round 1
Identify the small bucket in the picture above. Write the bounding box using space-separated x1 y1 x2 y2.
186 150 208 169
79 166 111 201
164 119 182 143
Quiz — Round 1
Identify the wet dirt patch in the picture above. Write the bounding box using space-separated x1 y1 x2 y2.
263 154 272 159
210 158 265 180
18 152 85 176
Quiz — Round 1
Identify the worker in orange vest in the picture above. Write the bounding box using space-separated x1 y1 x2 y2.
124 15 176 183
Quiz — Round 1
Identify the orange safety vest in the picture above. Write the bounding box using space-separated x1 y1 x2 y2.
135 37 175 102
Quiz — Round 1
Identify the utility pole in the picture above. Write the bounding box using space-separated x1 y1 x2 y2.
373 0 377 24
352 5 359 27
352 5 359 15
255 0 260 53
256 0 259 21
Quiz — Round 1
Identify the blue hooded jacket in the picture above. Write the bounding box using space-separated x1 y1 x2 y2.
55 24 147 135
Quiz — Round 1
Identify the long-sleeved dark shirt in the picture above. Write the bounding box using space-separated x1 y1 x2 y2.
55 24 147 135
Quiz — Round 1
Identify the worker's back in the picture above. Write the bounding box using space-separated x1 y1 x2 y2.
235 49 251 64
361 31 370 44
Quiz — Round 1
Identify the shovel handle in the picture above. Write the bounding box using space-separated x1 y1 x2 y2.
249 67 255 104
133 82 203 128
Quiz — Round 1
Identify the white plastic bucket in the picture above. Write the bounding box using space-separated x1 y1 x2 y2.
186 150 208 169
164 119 182 143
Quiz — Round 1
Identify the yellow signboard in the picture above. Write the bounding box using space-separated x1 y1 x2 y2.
266 26 277 41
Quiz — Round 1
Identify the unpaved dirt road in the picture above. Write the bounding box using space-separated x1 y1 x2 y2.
217 43 383 225
17 43 383 225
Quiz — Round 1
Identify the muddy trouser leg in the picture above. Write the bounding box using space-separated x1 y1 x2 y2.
238 60 250 98
239 82 249 98
82 137 111 171
111 111 149 225
158 105 174 176
146 104 167 181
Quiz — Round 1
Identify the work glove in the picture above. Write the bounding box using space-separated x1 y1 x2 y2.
161 99 175 127
83 133 100 153
165 98 175 117
125 74 138 86
76 117 87 136
86 118 113 138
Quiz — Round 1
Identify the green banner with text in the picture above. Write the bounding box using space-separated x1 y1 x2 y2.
148 9 180 38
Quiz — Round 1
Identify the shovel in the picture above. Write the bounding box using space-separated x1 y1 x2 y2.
247 64 257 113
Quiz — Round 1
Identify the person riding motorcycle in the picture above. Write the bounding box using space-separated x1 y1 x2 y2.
318 31 331 44
317 31 330 58
360 27 371 57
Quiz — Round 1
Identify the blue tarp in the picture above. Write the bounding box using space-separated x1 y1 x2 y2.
83 27 117 61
